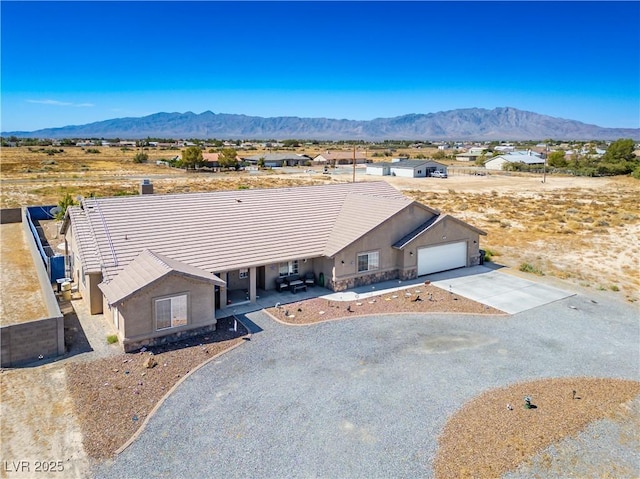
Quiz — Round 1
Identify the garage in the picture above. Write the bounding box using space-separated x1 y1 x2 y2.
417 241 467 276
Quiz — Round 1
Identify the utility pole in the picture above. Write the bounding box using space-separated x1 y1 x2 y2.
352 144 356 183
543 144 548 183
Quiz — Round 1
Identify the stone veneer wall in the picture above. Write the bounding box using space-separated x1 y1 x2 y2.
123 323 218 353
329 269 401 292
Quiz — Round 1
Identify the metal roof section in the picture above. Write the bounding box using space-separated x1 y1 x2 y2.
99 249 225 305
70 182 406 279
392 214 487 249
370 159 445 168
392 215 441 249
244 153 312 162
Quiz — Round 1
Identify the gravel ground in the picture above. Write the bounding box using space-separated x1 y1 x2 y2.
92 291 639 479
66 317 247 460
435 377 640 478
267 283 504 324
504 395 640 479
67 289 492 461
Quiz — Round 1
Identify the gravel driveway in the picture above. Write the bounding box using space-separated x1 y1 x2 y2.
94 291 638 479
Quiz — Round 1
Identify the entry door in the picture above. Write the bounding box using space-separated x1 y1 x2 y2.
417 241 467 276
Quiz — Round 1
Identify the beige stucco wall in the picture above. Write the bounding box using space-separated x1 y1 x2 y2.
64 222 103 314
113 274 215 344
332 205 435 282
414 218 481 265
328 210 483 291
226 269 250 290
262 258 317 291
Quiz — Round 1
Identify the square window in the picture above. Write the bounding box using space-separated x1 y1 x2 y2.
155 294 188 330
278 260 299 277
357 251 379 272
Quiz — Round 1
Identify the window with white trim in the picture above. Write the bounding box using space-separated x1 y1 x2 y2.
357 251 380 272
278 260 299 277
239 268 248 279
155 294 188 330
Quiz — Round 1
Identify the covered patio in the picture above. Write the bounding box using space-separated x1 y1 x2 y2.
217 283 331 318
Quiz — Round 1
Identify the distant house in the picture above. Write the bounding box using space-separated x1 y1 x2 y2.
485 150 545 170
366 163 392 176
455 147 486 162
244 153 312 167
313 151 369 165
366 159 447 178
202 152 220 169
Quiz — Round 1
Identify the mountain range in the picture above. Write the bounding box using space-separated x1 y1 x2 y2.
3 107 638 141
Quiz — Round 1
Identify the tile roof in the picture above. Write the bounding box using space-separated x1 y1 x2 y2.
244 153 311 161
67 182 409 280
99 249 225 305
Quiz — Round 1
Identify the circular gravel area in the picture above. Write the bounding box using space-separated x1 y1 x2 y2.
94 292 639 478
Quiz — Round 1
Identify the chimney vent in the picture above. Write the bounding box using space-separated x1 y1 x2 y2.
140 179 153 195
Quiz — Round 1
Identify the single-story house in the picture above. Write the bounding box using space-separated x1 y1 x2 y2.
313 151 369 165
61 182 485 351
366 160 447 178
202 152 220 168
485 150 545 170
455 147 487 162
365 163 392 176
244 153 312 167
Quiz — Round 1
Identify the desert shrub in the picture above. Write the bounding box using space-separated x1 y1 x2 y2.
85 148 101 154
106 334 118 344
133 152 148 163
519 262 544 275
610 285 620 292
482 248 499 262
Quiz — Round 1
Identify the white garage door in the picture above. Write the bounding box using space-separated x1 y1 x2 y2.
417 241 467 276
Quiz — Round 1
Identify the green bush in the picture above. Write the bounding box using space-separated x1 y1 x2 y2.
106 334 118 344
133 152 149 163
519 262 544 275
482 248 499 262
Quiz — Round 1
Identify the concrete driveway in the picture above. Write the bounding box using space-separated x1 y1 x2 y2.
427 266 574 314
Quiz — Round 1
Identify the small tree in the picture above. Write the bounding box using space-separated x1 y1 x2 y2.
602 138 635 163
219 148 238 169
547 150 567 168
182 146 204 169
432 150 446 160
55 193 76 220
257 157 266 169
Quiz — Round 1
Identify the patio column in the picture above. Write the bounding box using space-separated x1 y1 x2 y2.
249 266 257 303
219 272 228 307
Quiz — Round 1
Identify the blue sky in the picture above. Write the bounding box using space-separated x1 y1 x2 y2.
2 1 639 132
